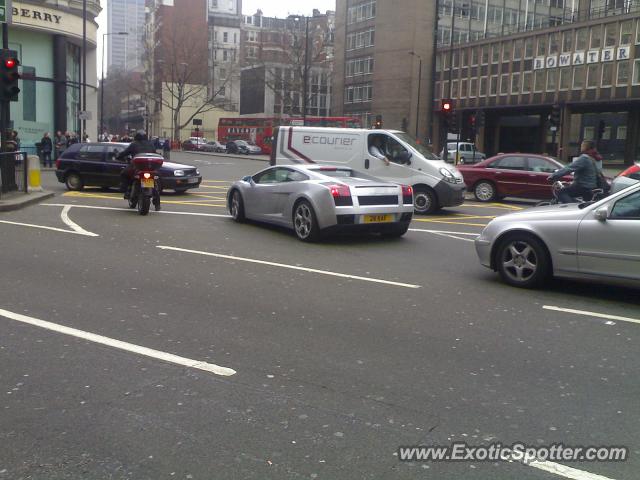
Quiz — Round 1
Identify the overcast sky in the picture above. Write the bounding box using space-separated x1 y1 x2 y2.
242 0 336 17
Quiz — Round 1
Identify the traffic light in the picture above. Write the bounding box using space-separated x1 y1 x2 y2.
374 114 383 129
475 110 485 128
440 99 453 131
0 49 20 102
550 104 561 128
470 115 476 130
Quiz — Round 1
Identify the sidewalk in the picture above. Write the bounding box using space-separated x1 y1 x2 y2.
0 190 54 212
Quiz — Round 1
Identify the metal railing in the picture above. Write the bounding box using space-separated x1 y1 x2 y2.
0 152 29 197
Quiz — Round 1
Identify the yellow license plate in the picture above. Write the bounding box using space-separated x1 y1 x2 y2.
141 178 155 188
363 214 393 223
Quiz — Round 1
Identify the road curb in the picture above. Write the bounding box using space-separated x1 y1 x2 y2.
0 191 55 212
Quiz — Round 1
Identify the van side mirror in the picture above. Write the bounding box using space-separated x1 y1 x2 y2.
594 207 608 221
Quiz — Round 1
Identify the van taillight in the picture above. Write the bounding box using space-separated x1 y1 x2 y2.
328 184 352 206
402 185 413 204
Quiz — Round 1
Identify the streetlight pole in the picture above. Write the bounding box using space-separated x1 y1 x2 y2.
302 16 309 126
409 51 422 139
81 0 87 142
100 32 128 140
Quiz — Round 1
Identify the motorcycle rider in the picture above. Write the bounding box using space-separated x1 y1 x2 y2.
548 140 599 203
117 130 157 199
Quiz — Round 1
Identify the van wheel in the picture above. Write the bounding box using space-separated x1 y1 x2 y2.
413 187 438 215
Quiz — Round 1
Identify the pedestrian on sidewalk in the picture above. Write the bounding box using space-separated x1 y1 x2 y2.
40 132 53 168
162 138 171 160
55 131 67 157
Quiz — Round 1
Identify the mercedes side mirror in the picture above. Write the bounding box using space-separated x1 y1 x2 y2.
594 207 608 221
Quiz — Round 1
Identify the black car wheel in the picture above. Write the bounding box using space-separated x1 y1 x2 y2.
496 234 551 288
65 172 84 191
293 200 320 242
229 190 245 222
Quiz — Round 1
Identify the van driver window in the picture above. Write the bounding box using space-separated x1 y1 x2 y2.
386 137 410 164
368 135 389 164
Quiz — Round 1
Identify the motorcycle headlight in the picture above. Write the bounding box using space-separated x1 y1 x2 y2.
439 167 457 184
174 170 185 177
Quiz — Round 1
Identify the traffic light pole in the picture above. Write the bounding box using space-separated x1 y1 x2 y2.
1 22 8 152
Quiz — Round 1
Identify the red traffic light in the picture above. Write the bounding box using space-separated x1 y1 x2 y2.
441 99 453 112
442 102 451 111
4 58 16 69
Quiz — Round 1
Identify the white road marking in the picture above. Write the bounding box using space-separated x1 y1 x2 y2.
409 228 477 243
157 245 421 289
525 459 618 480
0 220 91 236
60 205 99 236
543 305 640 326
43 203 231 218
0 308 236 377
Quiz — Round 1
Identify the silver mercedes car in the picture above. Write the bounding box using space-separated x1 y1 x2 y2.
475 182 640 288
227 165 414 241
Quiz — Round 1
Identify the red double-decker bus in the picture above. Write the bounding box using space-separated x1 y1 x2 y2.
217 116 362 155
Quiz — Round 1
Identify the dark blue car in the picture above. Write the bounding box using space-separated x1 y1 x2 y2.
55 142 202 193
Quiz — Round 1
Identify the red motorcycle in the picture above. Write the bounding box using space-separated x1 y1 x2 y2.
127 154 163 215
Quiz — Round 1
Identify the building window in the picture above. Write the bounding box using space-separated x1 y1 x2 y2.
602 126 612 140
223 32 228 43
491 44 499 64
547 70 557 91
502 43 511 62
452 79 459 97
562 31 572 53
587 64 600 88
583 126 595 140
549 32 559 55
534 71 545 92
573 65 585 89
524 38 534 59
479 77 487 96
442 81 449 98
346 29 375 51
452 51 459 68
620 20 633 45
471 47 478 66
481 46 489 65
490 75 497 96
605 23 617 47
633 59 640 85
511 73 520 94
460 79 467 98
636 19 640 44
522 71 531 93
513 39 522 61
347 1 376 25
576 28 588 51
602 63 613 86
617 126 627 140
500 74 509 95
344 83 373 103
559 67 571 90
346 57 374 77
617 60 630 85
469 77 477 97
461 49 468 67
22 66 36 122
590 26 602 49
536 35 547 57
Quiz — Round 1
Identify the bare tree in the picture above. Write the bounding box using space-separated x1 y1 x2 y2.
244 16 333 116
139 6 235 140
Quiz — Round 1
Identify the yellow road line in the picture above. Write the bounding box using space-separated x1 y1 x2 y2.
63 192 226 208
191 194 227 200
200 180 234 183
461 202 524 210
413 219 487 227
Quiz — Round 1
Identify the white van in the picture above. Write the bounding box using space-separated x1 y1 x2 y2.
270 126 466 214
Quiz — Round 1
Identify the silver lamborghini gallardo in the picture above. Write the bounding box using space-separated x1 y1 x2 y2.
227 165 414 241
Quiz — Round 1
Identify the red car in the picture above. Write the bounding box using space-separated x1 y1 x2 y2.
457 153 572 202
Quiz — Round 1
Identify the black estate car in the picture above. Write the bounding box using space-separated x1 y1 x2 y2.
55 142 202 193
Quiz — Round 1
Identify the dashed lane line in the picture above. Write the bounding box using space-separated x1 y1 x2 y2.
543 305 640 326
157 245 422 289
0 308 236 377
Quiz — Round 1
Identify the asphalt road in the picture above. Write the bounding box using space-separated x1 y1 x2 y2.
0 151 638 480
